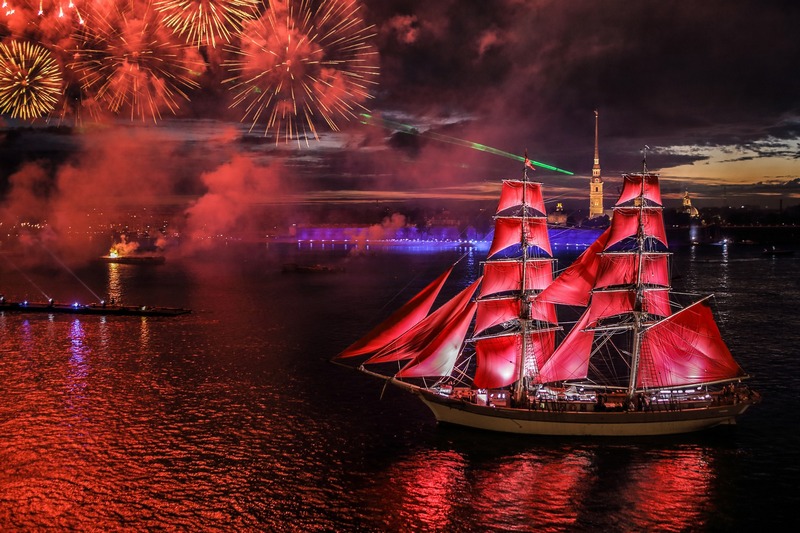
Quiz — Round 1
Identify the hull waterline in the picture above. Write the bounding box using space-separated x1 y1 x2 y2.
410 386 752 437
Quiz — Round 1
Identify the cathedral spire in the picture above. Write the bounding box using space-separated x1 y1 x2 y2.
589 110 604 218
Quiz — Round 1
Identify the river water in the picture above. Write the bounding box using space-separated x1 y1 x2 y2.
1 240 798 531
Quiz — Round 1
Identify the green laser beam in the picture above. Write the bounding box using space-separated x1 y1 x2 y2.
360 113 574 175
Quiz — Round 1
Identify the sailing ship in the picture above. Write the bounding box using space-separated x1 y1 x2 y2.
335 154 759 436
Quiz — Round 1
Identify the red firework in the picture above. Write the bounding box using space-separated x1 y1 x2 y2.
68 1 205 122
224 0 380 143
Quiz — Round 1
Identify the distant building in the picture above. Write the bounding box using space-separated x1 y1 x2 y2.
589 110 604 219
548 202 568 225
683 190 700 218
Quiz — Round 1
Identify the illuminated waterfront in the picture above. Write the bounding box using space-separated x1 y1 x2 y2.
1 242 798 530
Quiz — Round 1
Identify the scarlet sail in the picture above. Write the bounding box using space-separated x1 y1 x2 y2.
479 259 553 297
496 179 546 216
616 173 663 206
638 299 746 388
396 300 478 378
365 278 481 364
538 228 610 306
337 266 454 358
607 208 668 248
488 217 552 257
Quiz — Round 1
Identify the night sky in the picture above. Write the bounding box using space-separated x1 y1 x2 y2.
1 0 799 253
363 0 800 205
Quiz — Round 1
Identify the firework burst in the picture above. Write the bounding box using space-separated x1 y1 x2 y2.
224 0 380 143
154 0 261 48
1 0 87 38
0 40 63 120
68 2 206 122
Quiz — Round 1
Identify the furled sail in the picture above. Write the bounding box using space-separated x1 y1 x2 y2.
637 299 746 388
337 266 454 358
365 278 482 364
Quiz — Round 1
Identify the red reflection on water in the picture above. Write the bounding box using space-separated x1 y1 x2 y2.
615 448 713 532
470 451 593 530
368 444 714 532
368 450 469 529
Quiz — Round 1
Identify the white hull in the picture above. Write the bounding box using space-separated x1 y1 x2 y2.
411 388 752 437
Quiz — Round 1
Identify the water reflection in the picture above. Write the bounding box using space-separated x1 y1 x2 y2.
372 450 469 529
67 319 89 401
139 317 151 350
106 262 123 304
367 442 716 532
719 243 730 293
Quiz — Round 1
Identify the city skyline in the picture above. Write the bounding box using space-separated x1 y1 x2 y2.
2 0 798 247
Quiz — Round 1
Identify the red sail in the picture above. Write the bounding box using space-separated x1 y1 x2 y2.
535 309 592 384
615 173 663 206
488 218 552 258
479 259 553 297
474 330 555 389
535 290 636 383
337 266 454 358
607 208 668 248
396 300 477 378
496 180 546 216
595 253 670 289
365 278 482 364
474 335 520 389
637 299 746 389
538 227 611 306
475 297 519 335
644 288 672 317
475 297 556 335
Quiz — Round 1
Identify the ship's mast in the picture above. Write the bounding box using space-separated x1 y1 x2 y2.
514 154 532 405
627 146 649 399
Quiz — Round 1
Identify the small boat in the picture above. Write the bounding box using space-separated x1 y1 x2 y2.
282 263 344 274
0 298 190 317
100 254 166 265
762 246 793 257
335 155 759 436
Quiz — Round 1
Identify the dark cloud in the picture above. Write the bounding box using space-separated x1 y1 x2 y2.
366 0 799 159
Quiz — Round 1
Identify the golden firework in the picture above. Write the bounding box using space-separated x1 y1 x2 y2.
154 0 261 48
0 40 63 120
